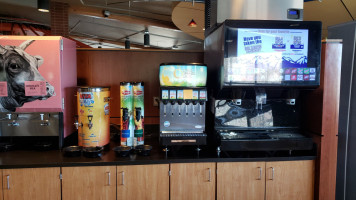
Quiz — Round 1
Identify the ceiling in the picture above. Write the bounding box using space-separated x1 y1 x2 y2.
0 0 354 50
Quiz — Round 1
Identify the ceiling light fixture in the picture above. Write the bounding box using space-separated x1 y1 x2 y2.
38 0 50 12
125 37 130 49
172 45 179 49
144 29 150 47
188 19 197 28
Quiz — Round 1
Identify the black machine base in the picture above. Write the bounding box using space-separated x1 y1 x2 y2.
160 133 207 146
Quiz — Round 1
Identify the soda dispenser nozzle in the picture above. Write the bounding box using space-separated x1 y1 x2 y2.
40 113 50 126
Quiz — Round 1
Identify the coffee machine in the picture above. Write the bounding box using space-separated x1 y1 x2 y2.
159 63 207 150
205 20 322 154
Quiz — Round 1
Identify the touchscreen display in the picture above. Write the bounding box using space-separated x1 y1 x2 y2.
224 28 315 84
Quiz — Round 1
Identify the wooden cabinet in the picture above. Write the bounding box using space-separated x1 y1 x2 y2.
265 160 314 200
217 160 314 200
2 167 61 200
217 162 265 200
117 164 169 200
170 162 216 200
62 166 116 200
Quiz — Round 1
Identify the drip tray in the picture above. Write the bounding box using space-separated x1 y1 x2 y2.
219 131 314 151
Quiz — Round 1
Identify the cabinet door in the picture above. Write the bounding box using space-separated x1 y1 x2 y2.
2 167 60 200
117 164 169 200
266 160 314 200
170 162 216 200
62 166 116 200
217 162 265 200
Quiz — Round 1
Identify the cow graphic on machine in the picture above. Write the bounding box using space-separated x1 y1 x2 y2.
0 40 55 112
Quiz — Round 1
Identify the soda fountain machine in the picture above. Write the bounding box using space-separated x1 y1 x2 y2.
204 20 322 155
159 63 208 152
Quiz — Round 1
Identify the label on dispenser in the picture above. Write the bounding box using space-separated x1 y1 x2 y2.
192 90 199 100
177 90 184 99
25 81 47 96
199 90 207 100
0 82 8 96
162 90 169 99
183 89 193 99
169 90 177 99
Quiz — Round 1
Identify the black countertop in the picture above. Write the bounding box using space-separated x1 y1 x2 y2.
0 136 316 169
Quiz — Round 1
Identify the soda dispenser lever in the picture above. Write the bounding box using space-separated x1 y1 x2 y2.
178 100 184 116
162 100 168 117
185 100 191 117
199 101 204 117
88 115 93 129
170 100 176 116
192 101 198 116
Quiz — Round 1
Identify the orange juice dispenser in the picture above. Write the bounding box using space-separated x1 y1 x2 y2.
76 87 110 147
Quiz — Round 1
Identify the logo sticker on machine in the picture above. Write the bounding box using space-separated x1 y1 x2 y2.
169 90 177 99
79 92 95 107
199 90 207 100
177 90 184 99
162 90 169 100
192 90 199 100
164 121 170 127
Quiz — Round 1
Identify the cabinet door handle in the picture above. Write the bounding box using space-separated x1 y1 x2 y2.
208 168 211 182
269 167 274 180
257 167 262 180
107 172 111 186
121 171 125 185
6 175 10 190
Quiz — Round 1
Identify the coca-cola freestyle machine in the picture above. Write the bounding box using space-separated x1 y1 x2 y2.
204 20 322 154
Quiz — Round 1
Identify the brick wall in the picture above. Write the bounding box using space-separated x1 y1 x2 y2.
50 1 69 37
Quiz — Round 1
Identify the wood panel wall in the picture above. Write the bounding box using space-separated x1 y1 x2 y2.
76 49 204 125
302 40 342 200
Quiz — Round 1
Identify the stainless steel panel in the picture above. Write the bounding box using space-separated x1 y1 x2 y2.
0 112 60 137
217 0 303 22
159 102 206 133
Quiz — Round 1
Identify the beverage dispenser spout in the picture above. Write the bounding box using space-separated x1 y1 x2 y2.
40 113 50 126
286 99 296 105
7 114 19 127
232 99 242 106
255 88 267 110
74 116 83 129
